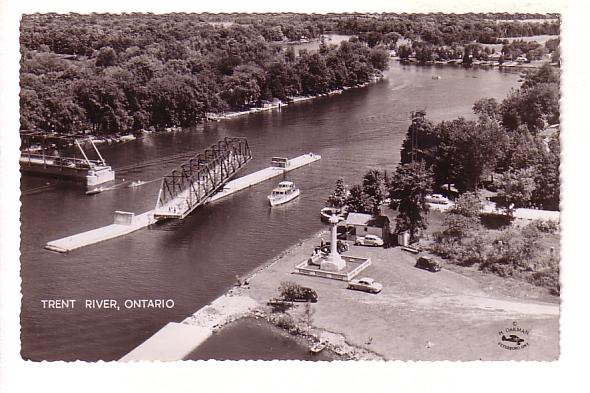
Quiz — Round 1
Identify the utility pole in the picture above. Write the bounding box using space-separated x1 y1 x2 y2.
409 109 426 163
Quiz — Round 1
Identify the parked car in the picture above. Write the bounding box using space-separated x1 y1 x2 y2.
347 277 383 294
425 194 450 205
415 256 442 272
282 286 318 303
355 234 384 247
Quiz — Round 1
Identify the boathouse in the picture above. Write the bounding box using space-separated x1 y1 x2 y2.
344 213 390 242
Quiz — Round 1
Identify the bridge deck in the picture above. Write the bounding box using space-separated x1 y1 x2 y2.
45 153 322 253
45 211 155 253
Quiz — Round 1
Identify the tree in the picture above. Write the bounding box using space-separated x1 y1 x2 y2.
220 65 264 108
399 112 437 166
442 192 483 241
433 118 507 193
388 161 434 239
531 135 560 210
397 44 412 59
346 184 372 214
472 98 500 122
362 169 385 215
520 62 559 90
500 82 560 133
448 191 482 218
95 46 118 67
495 167 537 214
368 47 390 71
500 64 560 133
326 178 347 209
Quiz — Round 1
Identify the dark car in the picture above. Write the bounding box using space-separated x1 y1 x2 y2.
283 286 318 303
415 256 441 272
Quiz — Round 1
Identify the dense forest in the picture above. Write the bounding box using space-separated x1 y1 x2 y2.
20 12 559 135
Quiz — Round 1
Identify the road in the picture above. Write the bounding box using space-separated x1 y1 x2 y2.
428 200 560 221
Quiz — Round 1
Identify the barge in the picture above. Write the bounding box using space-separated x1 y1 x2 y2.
20 135 115 187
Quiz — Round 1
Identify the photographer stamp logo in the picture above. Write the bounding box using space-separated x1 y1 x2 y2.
498 321 530 350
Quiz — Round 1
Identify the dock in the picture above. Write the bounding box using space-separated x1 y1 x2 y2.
120 293 258 361
45 211 156 253
45 153 321 253
210 153 321 202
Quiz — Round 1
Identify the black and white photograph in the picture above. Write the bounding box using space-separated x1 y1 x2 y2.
1 0 588 392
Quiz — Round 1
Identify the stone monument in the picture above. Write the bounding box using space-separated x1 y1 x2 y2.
320 214 346 272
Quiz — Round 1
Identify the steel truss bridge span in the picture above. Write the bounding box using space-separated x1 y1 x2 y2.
153 137 252 220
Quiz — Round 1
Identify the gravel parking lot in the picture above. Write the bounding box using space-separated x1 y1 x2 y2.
242 232 559 360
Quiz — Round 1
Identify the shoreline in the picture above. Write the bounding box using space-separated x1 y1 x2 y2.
30 72 386 149
205 75 384 122
395 56 558 71
123 220 558 361
216 228 384 360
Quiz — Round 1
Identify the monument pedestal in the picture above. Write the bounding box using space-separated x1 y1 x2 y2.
320 253 346 272
320 214 347 272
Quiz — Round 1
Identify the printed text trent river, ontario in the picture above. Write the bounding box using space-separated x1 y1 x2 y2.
40 299 175 310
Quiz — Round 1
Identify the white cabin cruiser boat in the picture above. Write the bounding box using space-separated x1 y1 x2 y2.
267 181 300 206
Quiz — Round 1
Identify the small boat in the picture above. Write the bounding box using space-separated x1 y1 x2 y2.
129 180 146 188
310 342 327 354
85 187 104 195
320 206 346 222
432 75 442 80
267 181 300 206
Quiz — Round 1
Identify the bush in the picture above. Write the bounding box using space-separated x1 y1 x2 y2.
274 315 297 331
454 235 486 266
278 281 318 302
279 281 302 298
269 301 293 313
430 233 456 259
529 219 559 234
480 212 513 229
528 267 560 295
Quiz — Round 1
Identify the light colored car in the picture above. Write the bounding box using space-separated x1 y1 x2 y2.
425 193 450 205
347 277 383 294
354 234 384 247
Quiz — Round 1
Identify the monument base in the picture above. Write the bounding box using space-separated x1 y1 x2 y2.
295 256 372 282
320 253 346 272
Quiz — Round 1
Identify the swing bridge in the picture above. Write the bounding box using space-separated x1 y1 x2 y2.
153 137 252 220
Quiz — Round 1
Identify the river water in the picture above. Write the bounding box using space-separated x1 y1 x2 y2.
20 61 520 361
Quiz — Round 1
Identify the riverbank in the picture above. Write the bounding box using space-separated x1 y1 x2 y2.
229 231 558 361
396 57 558 70
181 228 385 361
124 220 559 361
204 74 384 122
185 316 340 361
